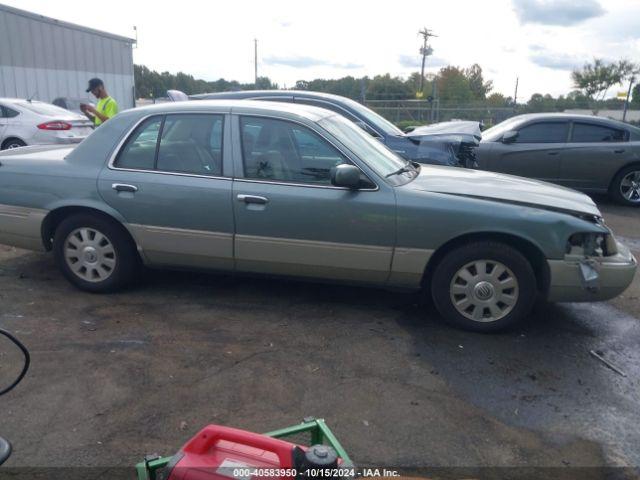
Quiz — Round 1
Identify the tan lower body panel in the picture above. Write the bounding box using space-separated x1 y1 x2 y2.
129 224 233 270
0 204 48 252
388 247 434 289
235 234 393 283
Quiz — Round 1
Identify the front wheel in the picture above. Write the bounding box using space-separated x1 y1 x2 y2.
53 214 138 293
431 242 537 332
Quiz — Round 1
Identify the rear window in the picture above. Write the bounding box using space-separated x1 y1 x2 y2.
14 101 73 116
571 122 627 142
0 106 19 118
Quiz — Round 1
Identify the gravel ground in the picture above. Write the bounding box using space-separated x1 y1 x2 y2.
0 198 638 478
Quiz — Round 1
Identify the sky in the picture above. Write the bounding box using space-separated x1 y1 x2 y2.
4 0 640 100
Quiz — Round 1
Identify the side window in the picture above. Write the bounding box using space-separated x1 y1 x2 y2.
571 123 627 143
515 122 569 143
156 114 223 176
240 116 348 184
114 116 162 170
0 106 19 118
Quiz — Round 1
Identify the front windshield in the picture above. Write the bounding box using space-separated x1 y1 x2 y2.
481 116 523 141
319 114 408 179
339 97 404 137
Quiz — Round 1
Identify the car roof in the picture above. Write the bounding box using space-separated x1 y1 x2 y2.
191 89 351 104
131 99 336 122
510 112 632 129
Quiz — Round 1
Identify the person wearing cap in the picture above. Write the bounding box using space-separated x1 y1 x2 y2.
80 78 119 127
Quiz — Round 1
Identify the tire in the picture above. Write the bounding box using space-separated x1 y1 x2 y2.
53 214 139 293
609 165 640 207
1 138 26 150
431 241 537 333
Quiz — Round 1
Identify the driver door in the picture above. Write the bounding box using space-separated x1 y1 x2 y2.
231 113 396 284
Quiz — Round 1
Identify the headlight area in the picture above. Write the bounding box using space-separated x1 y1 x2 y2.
566 232 618 258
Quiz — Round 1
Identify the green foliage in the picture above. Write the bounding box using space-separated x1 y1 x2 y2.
571 59 638 101
465 64 493 100
133 65 277 98
631 83 640 107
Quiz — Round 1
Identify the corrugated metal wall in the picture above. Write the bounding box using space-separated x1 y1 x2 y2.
0 4 135 109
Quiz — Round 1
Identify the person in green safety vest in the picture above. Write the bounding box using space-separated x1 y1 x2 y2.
80 78 119 127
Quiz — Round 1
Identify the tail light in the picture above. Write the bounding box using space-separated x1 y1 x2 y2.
37 121 72 131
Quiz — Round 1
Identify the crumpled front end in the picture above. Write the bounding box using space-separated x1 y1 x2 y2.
547 233 637 302
405 121 481 168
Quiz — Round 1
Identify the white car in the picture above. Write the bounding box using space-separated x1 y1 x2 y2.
0 98 94 150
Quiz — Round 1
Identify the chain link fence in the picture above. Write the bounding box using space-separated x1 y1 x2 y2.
364 100 640 128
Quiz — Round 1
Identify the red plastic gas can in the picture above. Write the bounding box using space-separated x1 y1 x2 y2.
166 425 301 480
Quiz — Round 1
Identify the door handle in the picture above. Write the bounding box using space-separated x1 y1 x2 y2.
237 194 269 205
112 183 138 193
547 151 560 156
614 149 625 154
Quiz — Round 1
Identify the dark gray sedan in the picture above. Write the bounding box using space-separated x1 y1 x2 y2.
190 90 481 168
477 113 640 206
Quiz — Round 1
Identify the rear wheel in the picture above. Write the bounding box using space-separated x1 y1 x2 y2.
610 165 640 206
53 214 138 292
431 241 537 332
1 138 26 150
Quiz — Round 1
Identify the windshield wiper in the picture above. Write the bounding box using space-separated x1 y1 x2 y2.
386 161 417 178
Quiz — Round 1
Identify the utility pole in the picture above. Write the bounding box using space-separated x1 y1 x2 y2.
623 76 635 122
513 76 519 113
254 38 258 86
418 28 437 95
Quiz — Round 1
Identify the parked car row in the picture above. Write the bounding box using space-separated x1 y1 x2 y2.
0 100 636 332
187 91 640 207
4 91 640 207
0 98 93 150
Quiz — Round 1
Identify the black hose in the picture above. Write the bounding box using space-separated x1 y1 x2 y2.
0 328 30 396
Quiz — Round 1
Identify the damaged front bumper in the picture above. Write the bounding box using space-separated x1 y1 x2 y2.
546 241 637 302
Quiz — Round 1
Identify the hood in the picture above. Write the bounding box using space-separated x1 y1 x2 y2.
406 120 482 145
408 165 601 217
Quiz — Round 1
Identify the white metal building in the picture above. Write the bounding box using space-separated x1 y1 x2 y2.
0 3 135 108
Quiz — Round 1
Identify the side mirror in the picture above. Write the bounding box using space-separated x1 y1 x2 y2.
330 164 361 189
502 130 518 144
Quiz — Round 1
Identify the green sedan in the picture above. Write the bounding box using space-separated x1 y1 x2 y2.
0 101 635 332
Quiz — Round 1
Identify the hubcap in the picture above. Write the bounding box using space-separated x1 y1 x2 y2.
620 171 640 203
450 260 519 323
64 228 116 283
7 143 22 149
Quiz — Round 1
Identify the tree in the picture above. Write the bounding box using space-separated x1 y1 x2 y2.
486 92 508 107
465 64 493 100
631 83 640 107
571 59 638 101
436 66 474 104
366 74 412 100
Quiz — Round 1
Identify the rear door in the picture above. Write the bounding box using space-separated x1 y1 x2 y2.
0 106 8 142
98 111 235 270
560 121 630 191
0 105 20 145
487 121 569 181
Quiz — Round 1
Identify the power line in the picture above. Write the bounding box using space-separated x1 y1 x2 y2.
418 27 437 94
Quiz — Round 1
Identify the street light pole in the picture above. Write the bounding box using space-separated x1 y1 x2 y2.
254 38 258 86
